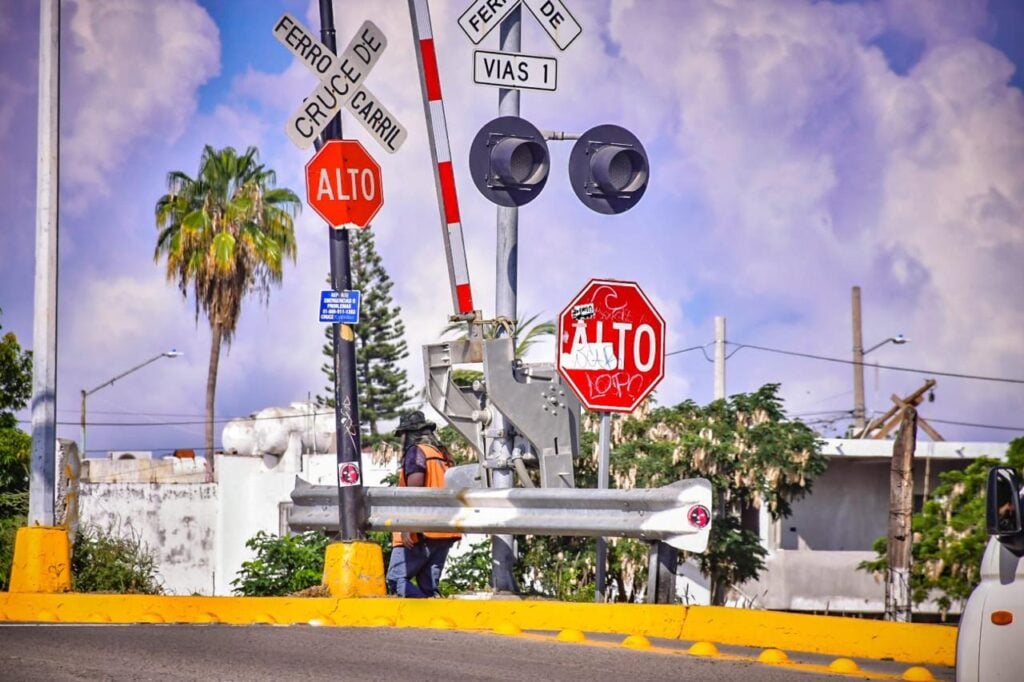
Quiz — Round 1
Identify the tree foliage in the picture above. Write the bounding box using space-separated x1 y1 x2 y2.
0 308 31 590
608 384 826 603
154 145 300 454
318 230 412 445
859 436 1024 617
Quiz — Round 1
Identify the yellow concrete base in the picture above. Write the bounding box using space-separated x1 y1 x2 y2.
8 526 71 593
321 541 385 598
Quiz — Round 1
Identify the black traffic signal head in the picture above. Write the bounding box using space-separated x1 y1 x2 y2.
470 116 550 207
569 124 649 214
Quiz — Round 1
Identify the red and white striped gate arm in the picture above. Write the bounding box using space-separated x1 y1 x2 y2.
408 0 475 316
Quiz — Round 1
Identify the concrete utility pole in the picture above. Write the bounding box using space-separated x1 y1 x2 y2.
886 406 917 622
29 0 60 526
852 286 866 434
714 316 726 401
317 0 365 540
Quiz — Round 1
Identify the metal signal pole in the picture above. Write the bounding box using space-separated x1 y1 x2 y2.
318 0 365 540
487 3 523 595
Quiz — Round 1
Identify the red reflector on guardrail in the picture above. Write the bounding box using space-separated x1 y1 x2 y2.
688 505 711 529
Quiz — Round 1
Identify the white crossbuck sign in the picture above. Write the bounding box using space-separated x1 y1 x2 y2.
459 0 581 51
273 13 408 152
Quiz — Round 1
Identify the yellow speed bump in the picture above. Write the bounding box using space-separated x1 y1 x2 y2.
828 658 861 673
493 622 522 635
556 628 586 642
901 666 935 681
621 634 651 650
688 641 719 656
757 648 789 664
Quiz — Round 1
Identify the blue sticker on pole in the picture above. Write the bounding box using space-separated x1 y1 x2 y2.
319 289 361 324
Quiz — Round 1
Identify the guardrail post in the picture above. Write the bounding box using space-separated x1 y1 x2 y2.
646 541 678 604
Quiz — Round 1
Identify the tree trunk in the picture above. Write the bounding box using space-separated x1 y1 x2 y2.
205 322 222 461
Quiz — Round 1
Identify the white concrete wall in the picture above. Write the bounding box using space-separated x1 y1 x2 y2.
78 450 398 597
782 457 977 551
78 482 218 595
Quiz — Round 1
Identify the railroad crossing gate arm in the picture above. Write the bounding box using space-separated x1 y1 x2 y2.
483 337 580 489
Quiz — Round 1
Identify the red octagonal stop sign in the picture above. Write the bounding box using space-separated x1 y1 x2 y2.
305 140 382 229
556 278 666 413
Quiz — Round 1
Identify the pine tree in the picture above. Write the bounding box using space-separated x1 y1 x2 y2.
318 230 412 444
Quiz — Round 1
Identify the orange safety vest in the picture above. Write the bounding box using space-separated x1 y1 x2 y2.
392 444 462 545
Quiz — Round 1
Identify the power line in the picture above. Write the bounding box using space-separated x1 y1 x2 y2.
19 399 428 428
927 418 1024 432
723 342 1024 385
664 345 704 358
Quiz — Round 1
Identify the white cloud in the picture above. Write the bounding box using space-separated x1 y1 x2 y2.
62 0 220 206
6 0 1022 451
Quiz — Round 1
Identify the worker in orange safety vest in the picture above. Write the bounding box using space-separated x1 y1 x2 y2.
385 410 461 597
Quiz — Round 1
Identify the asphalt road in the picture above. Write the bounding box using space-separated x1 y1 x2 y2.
0 624 863 681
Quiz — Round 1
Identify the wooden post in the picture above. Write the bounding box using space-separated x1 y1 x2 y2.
886 406 917 622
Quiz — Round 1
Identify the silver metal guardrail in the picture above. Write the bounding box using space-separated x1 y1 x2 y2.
288 477 713 552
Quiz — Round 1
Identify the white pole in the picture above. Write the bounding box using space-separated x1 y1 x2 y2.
29 0 60 526
595 412 611 601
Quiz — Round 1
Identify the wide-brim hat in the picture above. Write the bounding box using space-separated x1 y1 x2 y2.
395 410 436 433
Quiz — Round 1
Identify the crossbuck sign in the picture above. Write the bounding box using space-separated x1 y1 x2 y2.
273 14 407 153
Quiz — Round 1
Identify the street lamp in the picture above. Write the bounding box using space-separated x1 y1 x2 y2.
853 334 909 435
80 350 182 458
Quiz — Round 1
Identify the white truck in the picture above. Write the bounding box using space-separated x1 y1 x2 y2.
956 466 1024 681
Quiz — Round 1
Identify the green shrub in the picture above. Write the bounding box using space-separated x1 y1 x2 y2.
231 531 329 596
0 494 27 591
439 538 492 596
71 524 162 594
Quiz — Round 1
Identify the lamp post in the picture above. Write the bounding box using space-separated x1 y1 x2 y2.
80 350 182 458
853 331 908 435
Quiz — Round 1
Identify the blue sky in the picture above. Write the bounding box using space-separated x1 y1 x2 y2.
1 0 1022 456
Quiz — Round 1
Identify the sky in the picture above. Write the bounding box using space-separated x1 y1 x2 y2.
1 0 1022 457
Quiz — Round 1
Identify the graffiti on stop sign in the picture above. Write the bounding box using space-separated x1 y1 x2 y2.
557 279 665 413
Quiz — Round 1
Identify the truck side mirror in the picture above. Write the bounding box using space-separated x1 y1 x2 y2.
987 466 1024 539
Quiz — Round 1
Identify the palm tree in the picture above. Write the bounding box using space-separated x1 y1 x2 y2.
440 314 555 389
441 313 555 358
154 145 301 456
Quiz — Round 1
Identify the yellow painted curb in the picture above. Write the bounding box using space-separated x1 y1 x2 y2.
8 526 71 594
679 606 954 666
493 622 522 635
0 595 955 668
322 541 386 598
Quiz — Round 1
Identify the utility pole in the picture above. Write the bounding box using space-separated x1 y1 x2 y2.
487 4 522 594
29 0 60 527
852 286 866 434
886 406 916 622
714 316 726 401
317 0 365 540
